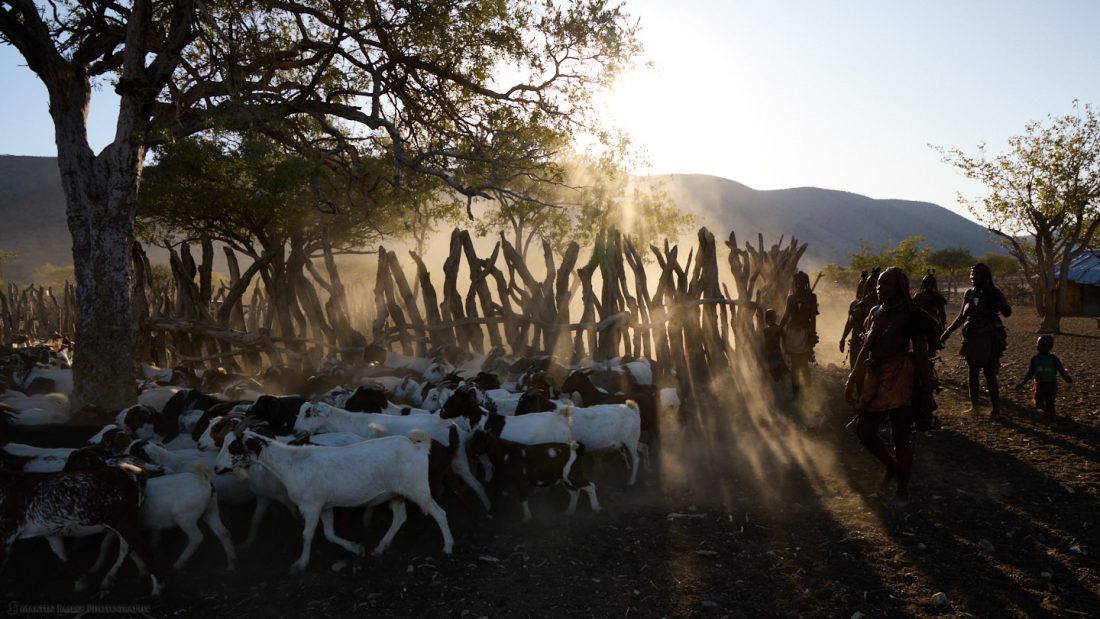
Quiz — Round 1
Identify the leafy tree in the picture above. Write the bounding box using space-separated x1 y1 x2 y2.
938 102 1100 332
570 162 695 253
846 236 930 275
476 151 694 259
978 252 1020 277
845 240 881 273
928 247 975 277
0 0 639 408
31 263 75 290
888 235 931 276
139 133 457 343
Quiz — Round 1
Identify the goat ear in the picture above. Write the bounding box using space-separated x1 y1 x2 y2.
244 437 265 455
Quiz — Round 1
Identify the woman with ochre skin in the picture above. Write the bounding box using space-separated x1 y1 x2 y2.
941 263 1012 417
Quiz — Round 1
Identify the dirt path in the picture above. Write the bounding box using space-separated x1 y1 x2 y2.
3 313 1097 618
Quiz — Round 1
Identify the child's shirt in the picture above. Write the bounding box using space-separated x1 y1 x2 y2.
1022 352 1071 384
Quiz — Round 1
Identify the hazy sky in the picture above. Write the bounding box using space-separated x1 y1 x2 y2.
2 0 1098 222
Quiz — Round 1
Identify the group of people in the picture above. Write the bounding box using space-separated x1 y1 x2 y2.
763 263 1074 506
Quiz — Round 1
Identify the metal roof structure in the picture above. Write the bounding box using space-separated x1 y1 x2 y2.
1059 250 1100 286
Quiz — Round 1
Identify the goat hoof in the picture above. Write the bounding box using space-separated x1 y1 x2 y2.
74 578 89 593
288 562 307 575
352 544 366 558
225 562 237 572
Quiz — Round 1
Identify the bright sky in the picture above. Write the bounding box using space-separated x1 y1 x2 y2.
2 0 1099 222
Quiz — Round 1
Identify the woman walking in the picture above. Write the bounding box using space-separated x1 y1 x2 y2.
941 263 1012 417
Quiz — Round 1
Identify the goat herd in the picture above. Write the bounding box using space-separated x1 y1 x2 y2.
1 346 676 596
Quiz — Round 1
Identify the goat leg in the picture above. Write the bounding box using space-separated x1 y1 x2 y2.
112 518 165 596
290 506 322 574
86 532 117 577
173 522 205 569
242 497 270 548
409 494 454 555
201 502 237 571
320 508 365 557
371 499 407 556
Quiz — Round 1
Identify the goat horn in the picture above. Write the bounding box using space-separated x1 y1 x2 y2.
231 415 251 437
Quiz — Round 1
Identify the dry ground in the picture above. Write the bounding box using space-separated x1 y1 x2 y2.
3 312 1098 618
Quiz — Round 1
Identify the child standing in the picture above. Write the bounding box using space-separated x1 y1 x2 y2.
1015 335 1073 417
761 309 790 385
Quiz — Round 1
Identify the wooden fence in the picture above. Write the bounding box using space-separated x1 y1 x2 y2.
1 227 808 392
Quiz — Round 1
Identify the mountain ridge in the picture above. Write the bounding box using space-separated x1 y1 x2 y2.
644 173 999 267
0 156 1000 281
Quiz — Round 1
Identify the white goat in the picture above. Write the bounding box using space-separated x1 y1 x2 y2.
294 402 490 510
486 408 574 445
563 402 643 485
137 386 182 413
130 441 253 505
215 430 453 573
0 392 70 426
90 463 236 572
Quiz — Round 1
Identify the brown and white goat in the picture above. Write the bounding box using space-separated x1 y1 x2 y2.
467 421 600 522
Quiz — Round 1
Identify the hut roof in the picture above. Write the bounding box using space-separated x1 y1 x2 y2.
1060 250 1100 286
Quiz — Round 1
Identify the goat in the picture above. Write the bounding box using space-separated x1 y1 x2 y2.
294 402 491 511
18 367 74 396
215 429 453 572
115 404 178 441
466 429 600 522
562 402 643 486
0 465 164 594
343 385 433 416
561 369 659 440
132 463 236 570
440 399 573 445
129 440 253 505
249 395 308 435
514 388 559 415
137 386 182 413
0 392 71 426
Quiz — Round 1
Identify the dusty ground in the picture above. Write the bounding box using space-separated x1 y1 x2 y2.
3 311 1098 618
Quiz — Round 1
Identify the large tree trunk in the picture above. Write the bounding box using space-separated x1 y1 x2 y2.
55 108 144 411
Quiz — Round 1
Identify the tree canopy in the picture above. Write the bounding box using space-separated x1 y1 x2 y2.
938 102 1100 332
928 247 975 277
474 151 694 259
0 0 641 408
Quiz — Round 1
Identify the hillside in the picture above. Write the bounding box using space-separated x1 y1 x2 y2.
0 157 1002 281
0 155 224 283
0 155 71 282
647 174 1000 267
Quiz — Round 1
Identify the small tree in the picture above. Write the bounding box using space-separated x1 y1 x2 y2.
847 236 930 275
31 264 75 290
938 102 1100 332
476 152 693 259
978 252 1021 277
888 236 931 276
928 247 975 277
